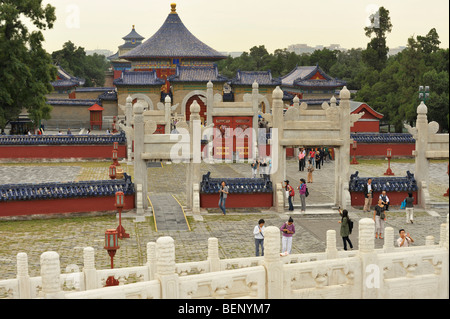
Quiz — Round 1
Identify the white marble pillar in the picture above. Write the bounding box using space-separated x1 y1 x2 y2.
206 81 214 127
252 81 259 160
146 242 157 280
358 218 378 299
207 237 221 272
40 251 64 299
17 252 31 299
415 102 430 208
263 226 283 298
156 236 179 299
133 102 147 213
326 230 338 259
271 87 285 213
82 247 97 290
164 95 172 133
338 87 351 209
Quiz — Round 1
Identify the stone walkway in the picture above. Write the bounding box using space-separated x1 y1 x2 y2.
148 193 190 231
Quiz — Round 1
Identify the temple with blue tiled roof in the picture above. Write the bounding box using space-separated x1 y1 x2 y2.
281 64 346 106
108 25 145 80
51 64 85 94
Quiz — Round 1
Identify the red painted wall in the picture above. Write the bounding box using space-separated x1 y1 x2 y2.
351 121 379 133
200 193 273 208
351 191 418 207
0 194 135 217
0 144 126 159
353 143 415 157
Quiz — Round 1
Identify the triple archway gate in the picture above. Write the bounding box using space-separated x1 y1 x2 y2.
127 83 363 217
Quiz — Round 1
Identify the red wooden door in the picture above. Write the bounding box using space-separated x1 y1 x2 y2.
213 116 252 160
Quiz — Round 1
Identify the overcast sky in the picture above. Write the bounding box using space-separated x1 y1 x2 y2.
39 0 449 54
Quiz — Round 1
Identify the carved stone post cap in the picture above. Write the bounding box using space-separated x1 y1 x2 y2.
207 80 213 88
190 100 201 114
126 95 133 103
330 95 337 103
133 101 144 114
339 86 350 99
252 80 259 89
165 95 172 103
293 95 299 103
272 86 283 100
417 101 428 114
156 236 174 245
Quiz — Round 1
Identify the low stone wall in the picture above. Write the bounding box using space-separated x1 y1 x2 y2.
1 216 447 299
0 176 135 218
0 133 126 160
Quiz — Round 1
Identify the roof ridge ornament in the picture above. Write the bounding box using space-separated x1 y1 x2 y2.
170 3 177 14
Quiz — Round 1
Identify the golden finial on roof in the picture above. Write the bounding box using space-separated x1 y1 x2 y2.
170 3 177 14
132 25 135 29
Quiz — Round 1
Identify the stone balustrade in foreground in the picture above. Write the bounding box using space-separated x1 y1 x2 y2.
0 216 447 299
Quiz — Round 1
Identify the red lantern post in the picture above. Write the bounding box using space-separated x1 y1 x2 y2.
104 229 120 286
350 140 359 165
109 164 117 180
384 148 394 176
115 191 129 239
112 149 120 167
112 116 118 133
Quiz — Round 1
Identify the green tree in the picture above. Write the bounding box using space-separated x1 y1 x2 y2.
52 41 109 87
308 48 338 73
362 6 393 71
0 0 57 130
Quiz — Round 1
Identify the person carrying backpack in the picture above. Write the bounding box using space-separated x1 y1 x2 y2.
338 208 353 251
298 178 307 213
284 180 295 211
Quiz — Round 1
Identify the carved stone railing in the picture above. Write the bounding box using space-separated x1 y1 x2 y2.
0 215 447 299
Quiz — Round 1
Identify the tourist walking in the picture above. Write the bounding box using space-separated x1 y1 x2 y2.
280 217 295 255
397 229 414 247
309 148 316 167
320 147 325 166
315 149 321 170
253 219 265 256
404 192 414 224
379 190 390 211
307 159 314 183
338 209 353 250
298 178 307 213
298 148 306 171
373 199 386 239
251 159 259 178
363 178 373 212
285 180 295 211
218 181 229 215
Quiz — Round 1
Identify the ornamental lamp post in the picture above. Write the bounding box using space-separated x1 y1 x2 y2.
384 147 394 176
350 140 359 165
109 164 117 180
112 149 120 167
104 229 120 287
112 116 118 133
418 86 430 103
115 191 129 239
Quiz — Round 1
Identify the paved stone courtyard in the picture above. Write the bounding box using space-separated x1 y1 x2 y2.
0 158 448 280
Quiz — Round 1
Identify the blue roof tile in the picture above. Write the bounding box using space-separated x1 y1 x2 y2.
113 70 165 86
168 64 228 82
232 70 281 86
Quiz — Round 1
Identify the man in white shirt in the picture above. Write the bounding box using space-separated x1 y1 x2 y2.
363 178 373 212
253 219 265 256
397 229 414 247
